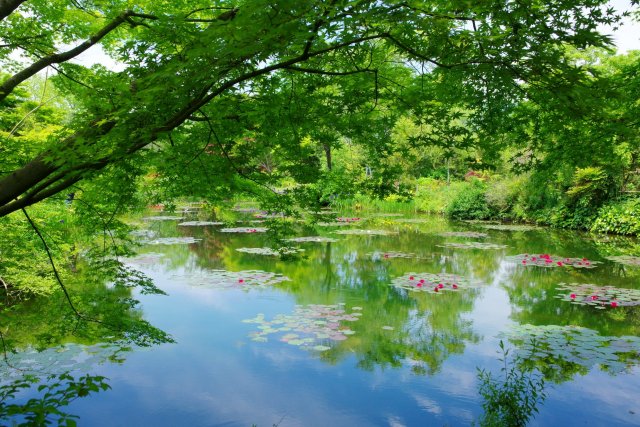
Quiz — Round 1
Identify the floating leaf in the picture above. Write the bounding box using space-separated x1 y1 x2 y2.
389 272 480 293
605 255 640 267
287 236 339 243
178 221 224 226
124 252 165 267
437 242 508 250
334 229 397 236
555 283 640 307
141 216 184 221
481 224 541 231
439 231 488 238
506 254 600 268
243 304 362 351
172 269 289 290
503 324 640 375
145 237 201 245
235 247 304 256
368 251 419 259
316 222 354 227
219 227 268 233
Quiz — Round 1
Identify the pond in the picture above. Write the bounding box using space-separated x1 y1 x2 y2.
3 209 640 426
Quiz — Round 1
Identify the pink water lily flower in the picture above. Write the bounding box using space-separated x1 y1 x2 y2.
238 279 244 283
611 301 618 307
434 287 439 292
452 284 458 289
409 276 414 280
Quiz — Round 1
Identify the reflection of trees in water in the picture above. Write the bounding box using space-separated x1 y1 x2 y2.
1 264 173 424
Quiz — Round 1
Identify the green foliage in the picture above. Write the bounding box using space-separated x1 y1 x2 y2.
591 198 640 235
446 179 491 220
414 178 466 215
0 372 110 426
477 341 546 427
566 166 612 206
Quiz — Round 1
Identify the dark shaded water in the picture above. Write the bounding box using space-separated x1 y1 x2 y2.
3 212 640 426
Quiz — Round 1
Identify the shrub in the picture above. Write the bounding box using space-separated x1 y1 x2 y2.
591 198 640 235
446 179 491 220
414 178 467 215
485 175 527 220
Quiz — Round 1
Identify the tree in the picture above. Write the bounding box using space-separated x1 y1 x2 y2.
0 0 624 218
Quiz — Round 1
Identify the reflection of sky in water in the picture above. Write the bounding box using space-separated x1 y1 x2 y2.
9 214 640 426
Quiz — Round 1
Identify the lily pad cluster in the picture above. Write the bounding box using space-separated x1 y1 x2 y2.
316 222 353 227
130 229 157 240
555 283 640 308
242 303 362 350
334 229 397 236
336 216 361 222
439 231 488 238
504 324 640 374
219 227 268 233
141 215 184 221
506 254 600 268
369 213 404 218
605 255 640 267
235 247 304 256
145 237 201 245
390 272 477 294
174 269 290 290
438 242 508 250
178 221 224 226
368 251 419 259
481 224 541 231
287 236 339 243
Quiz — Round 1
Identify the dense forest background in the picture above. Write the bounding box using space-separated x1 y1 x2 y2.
0 0 638 311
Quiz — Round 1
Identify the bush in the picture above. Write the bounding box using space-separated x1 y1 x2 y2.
485 175 527 220
591 198 640 235
414 178 467 215
446 179 491 220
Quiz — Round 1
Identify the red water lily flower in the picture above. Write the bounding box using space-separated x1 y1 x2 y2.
384 254 389 258
409 276 414 280
438 283 444 289
238 279 244 283
452 284 458 289
522 260 527 265
570 293 576 299
532 257 537 261
611 301 618 307
417 283 423 288
434 287 439 292
582 258 587 262
591 295 598 300
420 279 425 284
557 261 563 266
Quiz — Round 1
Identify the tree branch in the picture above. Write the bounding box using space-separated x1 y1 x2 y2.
0 0 26 21
0 10 155 102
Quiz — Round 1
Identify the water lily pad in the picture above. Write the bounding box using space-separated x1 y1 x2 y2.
389 272 480 294
235 247 304 256
145 237 201 245
124 252 165 267
439 231 488 238
555 283 640 307
503 324 640 375
437 242 508 250
605 255 640 267
334 229 397 236
369 213 404 217
368 251 419 259
506 254 600 268
130 229 157 240
219 227 268 233
178 221 224 226
172 269 290 290
481 224 541 231
141 216 184 221
336 216 363 222
287 236 339 243
316 222 354 227
243 304 362 351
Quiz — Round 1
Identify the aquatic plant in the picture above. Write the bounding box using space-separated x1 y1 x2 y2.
439 231 488 238
219 227 268 233
172 269 290 290
316 222 353 227
287 236 339 243
506 254 600 268
236 247 304 256
334 229 397 236
242 303 362 350
145 237 201 245
141 216 184 221
503 324 640 375
438 242 508 250
368 251 419 259
555 283 640 308
481 224 541 231
124 252 165 267
389 272 478 293
605 255 640 267
177 221 224 226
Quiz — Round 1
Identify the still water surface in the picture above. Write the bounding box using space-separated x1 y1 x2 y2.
6 211 640 426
